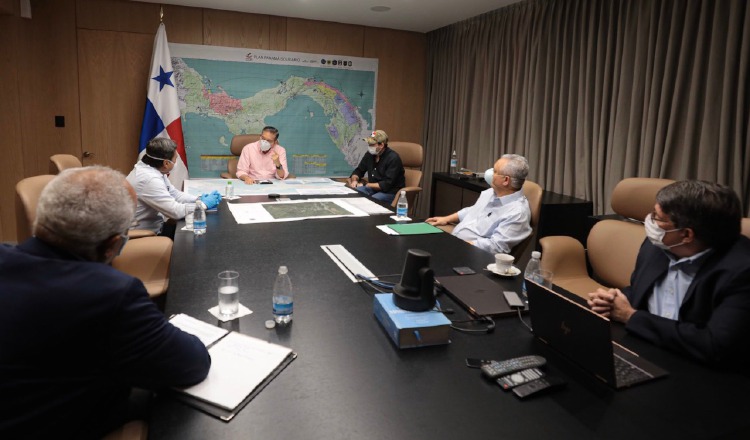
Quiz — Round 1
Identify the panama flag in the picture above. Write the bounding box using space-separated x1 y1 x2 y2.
138 23 188 189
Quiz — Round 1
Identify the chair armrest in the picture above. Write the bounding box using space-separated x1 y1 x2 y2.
219 172 232 179
538 236 589 280
127 229 157 239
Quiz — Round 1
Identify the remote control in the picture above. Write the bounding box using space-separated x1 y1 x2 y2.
503 291 525 308
496 368 544 390
512 376 566 399
480 355 547 379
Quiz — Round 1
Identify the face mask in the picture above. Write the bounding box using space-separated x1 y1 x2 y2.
368 146 379 155
260 140 272 152
484 168 494 186
645 213 685 250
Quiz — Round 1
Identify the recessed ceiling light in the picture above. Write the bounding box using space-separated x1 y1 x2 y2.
370 6 391 12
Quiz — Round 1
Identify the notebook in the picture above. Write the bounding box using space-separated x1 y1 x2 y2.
435 274 523 317
526 281 667 389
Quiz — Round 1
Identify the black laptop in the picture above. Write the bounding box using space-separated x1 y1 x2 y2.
435 274 522 317
526 280 668 389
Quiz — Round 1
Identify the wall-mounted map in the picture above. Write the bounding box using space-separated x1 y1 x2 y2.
170 44 378 178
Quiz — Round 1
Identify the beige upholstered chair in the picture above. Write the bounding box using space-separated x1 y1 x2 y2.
437 180 543 261
742 218 750 239
112 236 173 298
388 141 424 215
15 175 56 243
220 134 259 179
49 154 82 174
102 420 148 440
610 177 675 221
537 178 673 298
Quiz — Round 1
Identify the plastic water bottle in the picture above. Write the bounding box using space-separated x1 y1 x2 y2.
225 180 234 198
273 266 293 325
450 150 458 174
193 200 207 236
396 190 408 219
522 251 541 296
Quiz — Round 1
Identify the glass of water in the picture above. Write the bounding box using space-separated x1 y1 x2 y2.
217 271 240 317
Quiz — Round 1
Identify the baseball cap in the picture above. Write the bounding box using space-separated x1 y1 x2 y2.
363 130 388 144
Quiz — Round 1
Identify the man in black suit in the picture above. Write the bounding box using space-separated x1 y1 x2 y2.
588 180 750 366
0 166 211 439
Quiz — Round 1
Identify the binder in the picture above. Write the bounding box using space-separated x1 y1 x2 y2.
168 314 297 421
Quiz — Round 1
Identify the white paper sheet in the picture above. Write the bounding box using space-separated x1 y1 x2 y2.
169 314 229 347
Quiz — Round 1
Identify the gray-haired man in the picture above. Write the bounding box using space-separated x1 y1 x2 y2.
0 166 210 438
427 154 532 254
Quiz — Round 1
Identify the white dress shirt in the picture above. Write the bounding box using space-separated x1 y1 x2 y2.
126 161 198 233
648 248 713 320
452 188 532 254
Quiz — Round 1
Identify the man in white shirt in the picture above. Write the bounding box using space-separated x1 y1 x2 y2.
427 154 532 254
127 138 220 236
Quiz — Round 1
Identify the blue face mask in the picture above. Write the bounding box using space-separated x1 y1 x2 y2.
484 168 494 186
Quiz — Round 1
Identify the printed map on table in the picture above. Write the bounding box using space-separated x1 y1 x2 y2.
170 44 378 178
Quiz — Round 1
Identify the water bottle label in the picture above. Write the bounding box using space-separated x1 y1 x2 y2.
193 220 206 228
397 207 407 217
273 301 293 316
450 159 457 167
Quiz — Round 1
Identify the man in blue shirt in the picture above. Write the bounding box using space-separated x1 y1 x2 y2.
0 167 211 439
427 154 532 254
588 180 750 366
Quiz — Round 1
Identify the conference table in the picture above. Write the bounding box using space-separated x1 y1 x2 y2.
149 194 750 439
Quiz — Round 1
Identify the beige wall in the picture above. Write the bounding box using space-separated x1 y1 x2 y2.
0 0 426 242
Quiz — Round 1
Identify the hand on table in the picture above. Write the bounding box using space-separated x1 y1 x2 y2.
241 176 255 185
425 216 449 226
587 288 636 323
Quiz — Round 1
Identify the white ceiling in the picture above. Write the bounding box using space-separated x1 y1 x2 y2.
133 0 521 33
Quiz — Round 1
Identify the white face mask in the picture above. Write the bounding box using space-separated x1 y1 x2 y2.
484 168 494 186
368 145 379 155
260 140 272 152
645 213 685 250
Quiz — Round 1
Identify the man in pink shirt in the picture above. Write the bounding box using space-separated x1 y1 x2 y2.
236 126 289 183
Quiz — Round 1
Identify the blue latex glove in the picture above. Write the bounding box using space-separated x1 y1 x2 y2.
200 193 220 210
210 190 222 198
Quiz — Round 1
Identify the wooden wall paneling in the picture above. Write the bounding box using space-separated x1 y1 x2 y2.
286 18 364 56
78 29 153 174
363 27 426 144
269 16 287 51
203 9 270 49
0 0 19 15
0 16 24 242
76 0 159 34
162 4 203 45
17 0 82 177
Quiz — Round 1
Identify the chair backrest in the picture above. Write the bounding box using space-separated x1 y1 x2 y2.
610 177 675 221
510 180 543 261
112 236 173 298
49 154 82 174
742 218 750 239
15 175 56 243
225 134 260 178
403 169 423 188
587 219 645 288
388 141 424 170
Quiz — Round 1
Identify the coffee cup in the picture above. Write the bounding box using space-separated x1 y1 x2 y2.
494 253 515 274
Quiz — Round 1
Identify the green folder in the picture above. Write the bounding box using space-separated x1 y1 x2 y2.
387 222 444 235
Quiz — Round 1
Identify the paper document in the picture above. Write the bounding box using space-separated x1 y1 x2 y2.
337 197 393 215
170 314 229 347
178 332 293 411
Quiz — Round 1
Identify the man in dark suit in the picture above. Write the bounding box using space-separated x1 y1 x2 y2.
0 166 211 439
588 180 750 366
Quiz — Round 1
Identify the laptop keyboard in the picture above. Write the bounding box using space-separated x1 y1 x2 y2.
613 353 653 387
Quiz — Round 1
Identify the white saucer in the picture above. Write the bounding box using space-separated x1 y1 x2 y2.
486 263 521 277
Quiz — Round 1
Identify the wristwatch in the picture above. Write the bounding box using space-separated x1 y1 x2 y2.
275 164 282 170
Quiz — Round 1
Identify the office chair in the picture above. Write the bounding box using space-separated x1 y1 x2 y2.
742 218 750 239
102 420 148 440
15 174 56 243
388 141 424 216
537 178 674 298
220 134 258 179
112 236 173 299
49 154 83 174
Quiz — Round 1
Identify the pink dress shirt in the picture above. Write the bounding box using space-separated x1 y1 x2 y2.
235 140 290 180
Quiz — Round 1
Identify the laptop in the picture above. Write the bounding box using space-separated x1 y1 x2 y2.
526 280 668 389
435 274 522 317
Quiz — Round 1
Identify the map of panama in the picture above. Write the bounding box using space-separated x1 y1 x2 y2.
169 44 378 178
